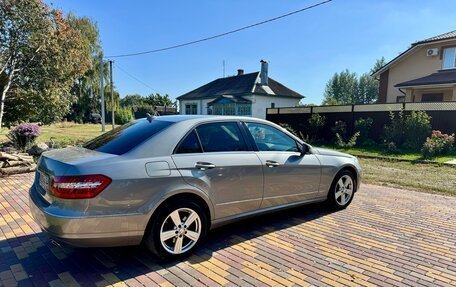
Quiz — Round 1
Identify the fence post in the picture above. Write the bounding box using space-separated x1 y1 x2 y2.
351 104 355 135
310 106 313 114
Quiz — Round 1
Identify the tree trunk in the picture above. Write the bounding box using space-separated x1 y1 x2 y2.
0 59 16 130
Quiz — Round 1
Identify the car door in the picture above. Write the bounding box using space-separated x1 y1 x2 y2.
171 121 264 219
243 122 321 208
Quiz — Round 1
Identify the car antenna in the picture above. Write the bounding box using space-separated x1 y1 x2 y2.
146 113 154 123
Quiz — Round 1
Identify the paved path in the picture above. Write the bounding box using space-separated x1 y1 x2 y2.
0 173 455 287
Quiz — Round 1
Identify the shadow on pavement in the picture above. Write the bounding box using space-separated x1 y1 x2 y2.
0 202 334 286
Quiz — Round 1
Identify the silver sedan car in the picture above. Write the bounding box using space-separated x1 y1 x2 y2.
29 115 362 259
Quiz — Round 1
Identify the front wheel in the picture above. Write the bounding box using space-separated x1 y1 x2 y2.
326 170 356 210
144 199 207 260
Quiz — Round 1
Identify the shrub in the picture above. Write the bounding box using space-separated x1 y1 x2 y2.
404 111 431 149
354 117 373 145
332 120 347 140
336 132 360 148
421 130 455 158
305 113 325 143
7 123 41 151
383 110 405 146
115 106 135 125
279 123 299 138
383 110 431 150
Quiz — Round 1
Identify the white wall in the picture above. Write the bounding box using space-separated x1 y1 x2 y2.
248 95 300 119
179 99 215 115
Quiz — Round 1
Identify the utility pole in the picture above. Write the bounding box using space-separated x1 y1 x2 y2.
100 55 105 132
109 60 115 128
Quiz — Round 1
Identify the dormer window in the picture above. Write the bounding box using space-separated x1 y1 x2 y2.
442 47 456 69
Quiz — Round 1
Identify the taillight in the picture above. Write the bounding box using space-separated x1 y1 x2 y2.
49 174 112 199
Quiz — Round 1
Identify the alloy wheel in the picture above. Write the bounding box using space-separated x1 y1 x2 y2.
335 175 354 206
160 208 201 254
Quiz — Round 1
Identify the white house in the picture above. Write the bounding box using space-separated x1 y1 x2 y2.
177 60 304 119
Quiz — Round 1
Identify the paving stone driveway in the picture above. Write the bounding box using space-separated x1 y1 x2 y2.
0 173 455 287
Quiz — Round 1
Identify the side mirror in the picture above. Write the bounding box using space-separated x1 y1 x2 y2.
299 144 309 156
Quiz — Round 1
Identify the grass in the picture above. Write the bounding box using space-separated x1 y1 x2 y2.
359 157 456 196
321 144 456 163
0 123 116 147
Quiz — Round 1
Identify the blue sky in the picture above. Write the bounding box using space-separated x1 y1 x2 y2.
48 0 455 104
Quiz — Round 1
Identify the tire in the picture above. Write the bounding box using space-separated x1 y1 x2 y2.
144 198 208 260
326 170 356 210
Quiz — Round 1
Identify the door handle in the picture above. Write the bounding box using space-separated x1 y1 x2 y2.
195 162 216 170
265 160 280 167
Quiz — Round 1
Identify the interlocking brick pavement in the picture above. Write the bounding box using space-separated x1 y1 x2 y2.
1 173 455 287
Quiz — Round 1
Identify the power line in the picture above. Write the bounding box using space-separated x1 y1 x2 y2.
113 63 159 93
105 0 333 58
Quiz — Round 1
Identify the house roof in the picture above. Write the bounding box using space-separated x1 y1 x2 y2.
177 72 304 100
372 30 456 77
395 69 456 88
412 30 456 46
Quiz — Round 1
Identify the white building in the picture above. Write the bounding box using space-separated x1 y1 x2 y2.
177 60 304 119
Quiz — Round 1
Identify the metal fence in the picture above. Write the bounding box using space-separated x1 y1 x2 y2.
266 102 456 141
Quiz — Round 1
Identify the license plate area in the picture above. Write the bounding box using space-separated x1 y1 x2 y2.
38 170 50 192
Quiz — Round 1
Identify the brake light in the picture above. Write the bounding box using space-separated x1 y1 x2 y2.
49 174 112 199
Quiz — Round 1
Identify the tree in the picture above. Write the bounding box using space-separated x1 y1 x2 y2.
0 0 90 127
67 14 106 123
322 70 358 105
322 58 385 105
370 57 386 74
120 94 147 107
146 93 176 107
357 73 378 104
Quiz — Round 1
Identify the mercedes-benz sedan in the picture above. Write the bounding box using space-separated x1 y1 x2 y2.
30 115 362 259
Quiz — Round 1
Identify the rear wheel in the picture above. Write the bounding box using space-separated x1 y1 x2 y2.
326 170 356 210
144 199 207 259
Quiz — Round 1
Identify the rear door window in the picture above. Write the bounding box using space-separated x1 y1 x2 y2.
175 130 202 154
83 119 174 155
196 122 247 152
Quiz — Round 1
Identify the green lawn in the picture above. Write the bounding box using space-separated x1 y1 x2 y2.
321 144 456 163
359 157 456 196
0 123 116 147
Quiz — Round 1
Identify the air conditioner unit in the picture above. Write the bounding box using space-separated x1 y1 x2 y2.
427 48 439 57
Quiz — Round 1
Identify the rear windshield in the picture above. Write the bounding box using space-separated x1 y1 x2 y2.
83 119 174 155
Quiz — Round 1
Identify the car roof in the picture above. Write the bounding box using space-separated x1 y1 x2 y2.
153 115 269 124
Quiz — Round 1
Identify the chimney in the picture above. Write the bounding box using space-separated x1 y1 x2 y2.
260 60 269 85
237 69 244 76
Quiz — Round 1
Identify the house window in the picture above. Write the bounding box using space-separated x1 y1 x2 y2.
421 93 443 102
211 103 251 116
185 103 198 114
442 47 456 69
224 103 236 115
237 104 251 116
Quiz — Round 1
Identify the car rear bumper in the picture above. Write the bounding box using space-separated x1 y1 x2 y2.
29 184 144 247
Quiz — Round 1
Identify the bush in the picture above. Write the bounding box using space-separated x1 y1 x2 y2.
115 106 135 125
383 110 405 146
354 117 373 145
404 111 431 149
7 123 41 151
279 123 299 138
336 131 360 148
304 113 325 143
383 110 431 150
332 120 347 140
421 130 455 158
